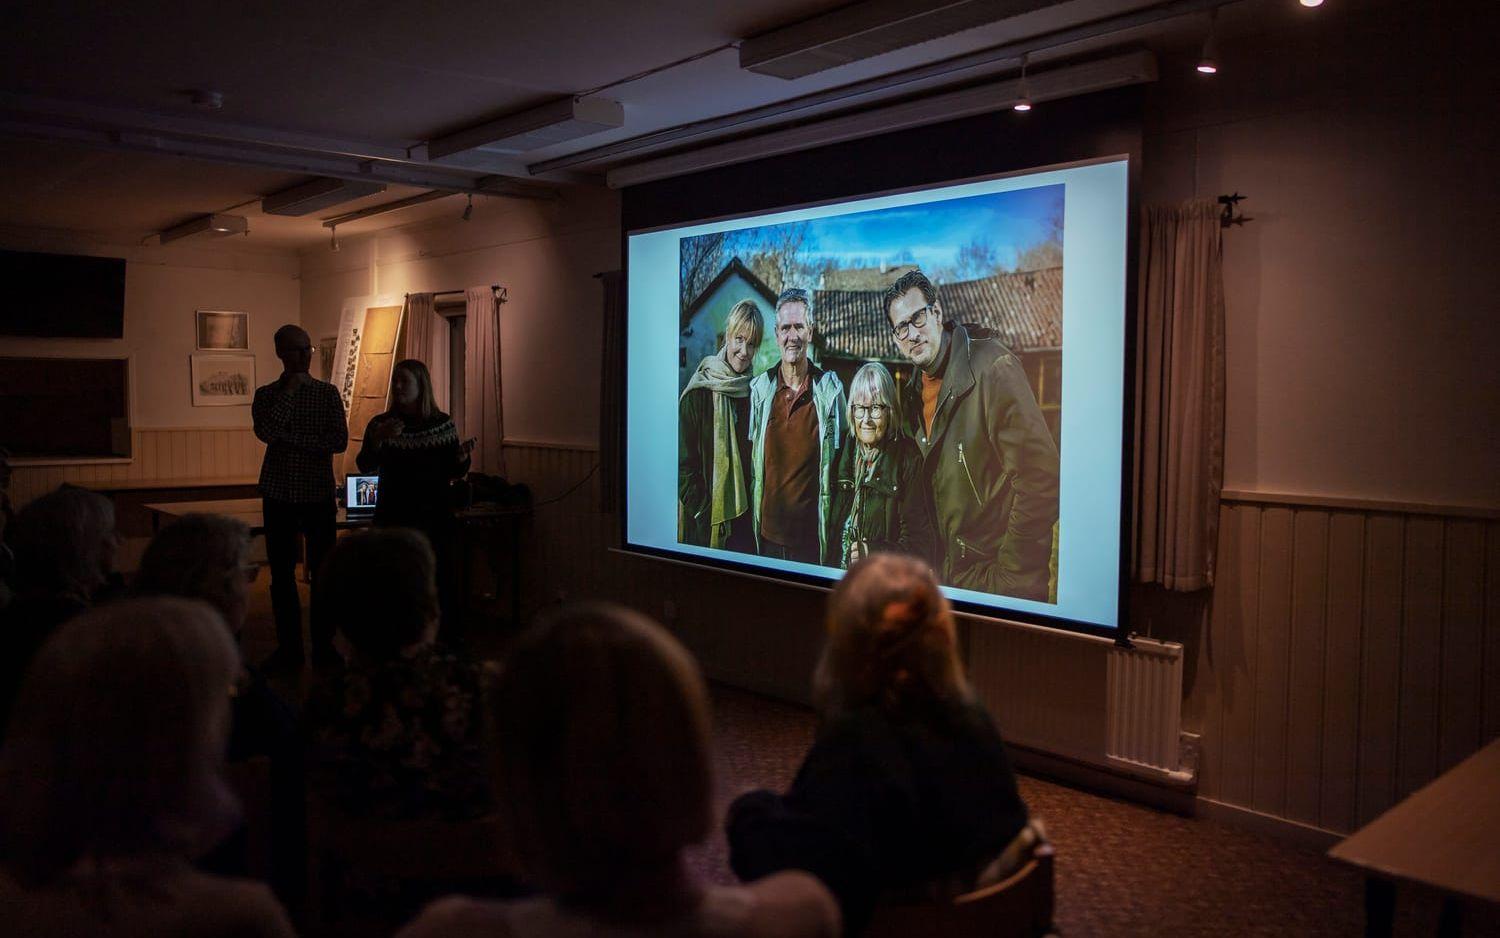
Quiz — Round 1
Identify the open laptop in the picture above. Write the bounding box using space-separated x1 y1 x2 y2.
345 474 379 518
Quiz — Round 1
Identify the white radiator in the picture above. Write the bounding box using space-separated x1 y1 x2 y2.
1106 637 1185 776
968 623 1191 787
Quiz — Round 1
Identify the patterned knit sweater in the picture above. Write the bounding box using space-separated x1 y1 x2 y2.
356 411 470 531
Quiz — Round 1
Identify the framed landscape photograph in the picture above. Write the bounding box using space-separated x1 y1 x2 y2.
196 309 249 350
190 353 255 406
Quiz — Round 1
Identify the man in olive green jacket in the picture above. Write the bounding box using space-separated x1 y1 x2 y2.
885 269 1059 601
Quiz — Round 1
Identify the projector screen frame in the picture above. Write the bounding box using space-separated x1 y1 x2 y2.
616 90 1142 641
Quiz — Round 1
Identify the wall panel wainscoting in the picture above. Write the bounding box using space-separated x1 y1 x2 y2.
8 427 266 508
1185 494 1500 841
486 446 1500 845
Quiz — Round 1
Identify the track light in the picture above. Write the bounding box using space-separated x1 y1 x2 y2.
1013 54 1032 112
1197 10 1219 74
330 226 340 252
462 194 473 221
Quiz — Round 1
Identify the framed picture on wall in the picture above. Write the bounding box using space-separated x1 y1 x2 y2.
196 309 249 350
190 353 255 406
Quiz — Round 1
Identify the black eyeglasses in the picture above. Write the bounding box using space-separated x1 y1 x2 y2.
852 404 890 420
890 305 934 340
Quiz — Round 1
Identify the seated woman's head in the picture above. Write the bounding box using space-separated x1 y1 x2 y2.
0 597 240 883
815 553 969 716
134 514 253 636
9 485 117 601
314 528 438 660
846 362 899 450
492 603 712 906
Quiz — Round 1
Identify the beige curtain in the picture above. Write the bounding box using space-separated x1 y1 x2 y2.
401 292 451 413
463 285 507 477
1133 200 1225 591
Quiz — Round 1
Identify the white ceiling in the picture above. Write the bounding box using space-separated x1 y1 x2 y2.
0 0 1308 248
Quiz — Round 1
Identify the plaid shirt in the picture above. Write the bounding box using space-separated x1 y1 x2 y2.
252 377 348 503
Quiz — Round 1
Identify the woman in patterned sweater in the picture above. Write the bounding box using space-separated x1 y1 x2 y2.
357 360 471 636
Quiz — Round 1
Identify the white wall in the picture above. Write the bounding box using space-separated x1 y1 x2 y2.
1142 0 1499 510
0 227 300 430
298 185 620 449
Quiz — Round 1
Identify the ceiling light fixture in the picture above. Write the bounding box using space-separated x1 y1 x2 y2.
462 194 473 221
1197 10 1219 74
262 177 386 217
1013 54 1032 112
425 97 624 160
159 213 248 245
1299 0 1324 7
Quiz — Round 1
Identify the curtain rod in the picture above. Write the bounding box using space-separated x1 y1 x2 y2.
408 285 502 298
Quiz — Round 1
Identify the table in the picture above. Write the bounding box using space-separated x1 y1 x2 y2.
1328 737 1500 937
145 497 531 626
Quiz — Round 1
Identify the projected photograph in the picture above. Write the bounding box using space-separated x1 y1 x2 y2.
676 185 1064 603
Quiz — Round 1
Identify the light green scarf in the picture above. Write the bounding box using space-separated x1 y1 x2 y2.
681 349 752 548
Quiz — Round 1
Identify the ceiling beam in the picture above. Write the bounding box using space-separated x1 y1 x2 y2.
740 0 1058 80
0 119 558 199
0 91 581 189
605 51 1156 188
529 0 1229 176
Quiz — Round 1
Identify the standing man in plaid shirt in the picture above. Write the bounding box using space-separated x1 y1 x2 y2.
253 325 348 670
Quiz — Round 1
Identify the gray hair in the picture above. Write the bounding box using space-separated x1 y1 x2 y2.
9 486 115 598
0 597 241 884
845 361 901 436
775 287 816 334
134 514 252 632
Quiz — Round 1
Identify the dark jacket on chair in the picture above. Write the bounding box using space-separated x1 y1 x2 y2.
727 698 1028 935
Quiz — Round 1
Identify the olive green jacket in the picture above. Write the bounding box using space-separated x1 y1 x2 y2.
899 323 1059 600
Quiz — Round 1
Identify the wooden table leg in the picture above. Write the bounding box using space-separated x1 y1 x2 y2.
1364 877 1395 938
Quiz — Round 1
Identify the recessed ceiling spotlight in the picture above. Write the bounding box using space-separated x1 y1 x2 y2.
1014 53 1033 112
1300 0 1324 7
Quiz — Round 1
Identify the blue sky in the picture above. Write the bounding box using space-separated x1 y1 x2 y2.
726 182 1063 272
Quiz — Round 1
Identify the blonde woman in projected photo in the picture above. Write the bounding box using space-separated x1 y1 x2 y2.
826 362 933 569
678 299 764 552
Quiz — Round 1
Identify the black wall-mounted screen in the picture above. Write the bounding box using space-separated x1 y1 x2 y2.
0 357 131 458
0 249 126 338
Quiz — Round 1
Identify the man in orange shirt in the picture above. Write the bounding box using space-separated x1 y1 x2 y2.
885 269 1059 601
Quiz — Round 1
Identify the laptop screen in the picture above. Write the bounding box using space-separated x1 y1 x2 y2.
346 474 379 511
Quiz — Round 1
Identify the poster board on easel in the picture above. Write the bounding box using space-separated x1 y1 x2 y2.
332 295 404 478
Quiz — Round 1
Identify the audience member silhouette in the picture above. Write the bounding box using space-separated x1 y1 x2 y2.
0 597 296 936
0 485 119 737
133 513 304 907
727 553 1030 934
399 602 840 938
304 527 492 822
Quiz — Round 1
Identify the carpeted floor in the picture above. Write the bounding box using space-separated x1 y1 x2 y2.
239 576 1496 937
694 686 1500 938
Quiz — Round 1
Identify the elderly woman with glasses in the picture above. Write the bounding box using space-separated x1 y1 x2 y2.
826 363 933 568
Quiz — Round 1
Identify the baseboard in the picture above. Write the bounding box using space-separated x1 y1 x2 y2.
1009 742 1197 816
1194 797 1343 851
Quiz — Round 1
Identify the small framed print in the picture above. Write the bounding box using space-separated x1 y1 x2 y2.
196 310 249 350
190 353 255 407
